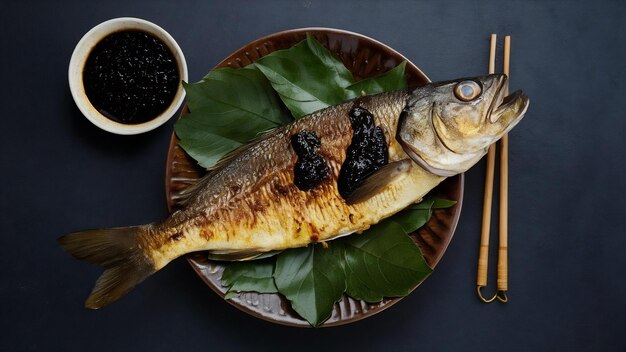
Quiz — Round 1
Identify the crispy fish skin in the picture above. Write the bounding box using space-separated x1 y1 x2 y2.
58 74 529 309
149 90 443 269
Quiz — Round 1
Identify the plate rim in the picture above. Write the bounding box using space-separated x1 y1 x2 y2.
164 27 464 327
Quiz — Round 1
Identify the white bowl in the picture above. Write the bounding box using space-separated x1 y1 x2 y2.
68 17 188 135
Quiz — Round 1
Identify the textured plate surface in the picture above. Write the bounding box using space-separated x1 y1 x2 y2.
164 28 463 327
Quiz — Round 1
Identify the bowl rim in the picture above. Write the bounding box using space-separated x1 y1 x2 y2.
68 17 189 135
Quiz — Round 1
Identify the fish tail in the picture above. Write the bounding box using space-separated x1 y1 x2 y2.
58 225 156 309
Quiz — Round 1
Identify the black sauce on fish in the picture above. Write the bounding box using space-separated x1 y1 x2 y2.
291 131 330 191
82 30 179 124
338 106 388 199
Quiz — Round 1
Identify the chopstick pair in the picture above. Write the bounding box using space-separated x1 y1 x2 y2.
476 34 511 303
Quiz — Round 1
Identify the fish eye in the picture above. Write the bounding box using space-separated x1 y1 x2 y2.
454 81 482 102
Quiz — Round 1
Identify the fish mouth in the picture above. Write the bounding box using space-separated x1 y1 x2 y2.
489 89 530 136
487 75 508 122
493 90 529 115
488 75 529 126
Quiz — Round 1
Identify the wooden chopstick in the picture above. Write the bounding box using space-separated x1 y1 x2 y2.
476 34 498 303
477 34 511 303
497 36 511 302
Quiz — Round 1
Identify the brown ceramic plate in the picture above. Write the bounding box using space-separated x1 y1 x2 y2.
164 28 463 327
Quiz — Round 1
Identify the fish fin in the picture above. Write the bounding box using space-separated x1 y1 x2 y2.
207 230 357 262
58 226 156 309
324 230 355 241
207 249 283 261
175 127 283 207
175 172 214 207
205 127 282 174
345 159 412 205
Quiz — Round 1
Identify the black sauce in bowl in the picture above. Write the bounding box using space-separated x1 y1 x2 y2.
82 30 180 124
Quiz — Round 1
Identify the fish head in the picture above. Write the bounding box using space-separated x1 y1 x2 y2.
397 74 529 176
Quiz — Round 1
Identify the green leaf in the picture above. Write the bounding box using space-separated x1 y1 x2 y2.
343 221 433 302
254 34 354 118
391 206 432 234
430 197 457 209
273 244 346 327
390 197 456 233
216 196 453 325
221 259 278 298
345 61 408 99
175 67 291 169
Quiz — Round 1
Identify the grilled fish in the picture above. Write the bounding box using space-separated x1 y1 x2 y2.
59 74 529 309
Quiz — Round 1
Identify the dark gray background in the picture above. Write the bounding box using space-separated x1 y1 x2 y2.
1 0 624 351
